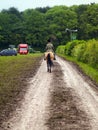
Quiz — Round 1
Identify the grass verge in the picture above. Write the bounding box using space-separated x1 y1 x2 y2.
0 53 43 123
57 53 98 85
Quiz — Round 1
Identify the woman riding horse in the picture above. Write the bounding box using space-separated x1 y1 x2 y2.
45 38 56 60
44 39 55 72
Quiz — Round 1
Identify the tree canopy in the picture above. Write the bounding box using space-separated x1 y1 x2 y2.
0 4 98 51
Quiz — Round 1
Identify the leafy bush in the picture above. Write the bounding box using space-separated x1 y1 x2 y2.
56 45 65 54
57 39 98 69
65 39 98 69
82 39 98 68
65 40 86 56
72 43 86 61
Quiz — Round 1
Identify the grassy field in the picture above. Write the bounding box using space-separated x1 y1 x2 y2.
0 53 43 123
57 54 98 85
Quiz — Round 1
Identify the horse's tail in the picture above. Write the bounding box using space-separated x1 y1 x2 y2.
47 53 53 66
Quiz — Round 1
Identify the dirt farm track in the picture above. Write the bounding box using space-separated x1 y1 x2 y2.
1 56 98 130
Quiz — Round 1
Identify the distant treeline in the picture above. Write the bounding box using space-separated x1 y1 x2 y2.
0 3 98 51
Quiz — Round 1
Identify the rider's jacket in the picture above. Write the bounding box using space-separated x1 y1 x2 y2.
46 42 54 52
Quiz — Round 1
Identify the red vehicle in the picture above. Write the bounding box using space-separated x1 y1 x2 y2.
18 44 28 54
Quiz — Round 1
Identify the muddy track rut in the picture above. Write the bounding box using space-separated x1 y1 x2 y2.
1 56 98 130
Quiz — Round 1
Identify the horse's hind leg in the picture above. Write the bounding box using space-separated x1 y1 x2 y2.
47 68 49 72
47 63 49 72
49 65 51 73
50 68 51 73
47 66 51 73
47 67 49 72
47 62 52 73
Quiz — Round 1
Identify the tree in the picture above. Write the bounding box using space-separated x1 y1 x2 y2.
76 4 98 40
45 6 78 44
0 4 98 50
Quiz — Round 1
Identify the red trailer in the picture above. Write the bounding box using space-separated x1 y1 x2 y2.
18 44 28 54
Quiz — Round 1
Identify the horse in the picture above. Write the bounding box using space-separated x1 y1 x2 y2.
44 51 54 73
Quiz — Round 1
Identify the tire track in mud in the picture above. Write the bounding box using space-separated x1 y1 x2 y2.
57 57 98 130
47 62 91 130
